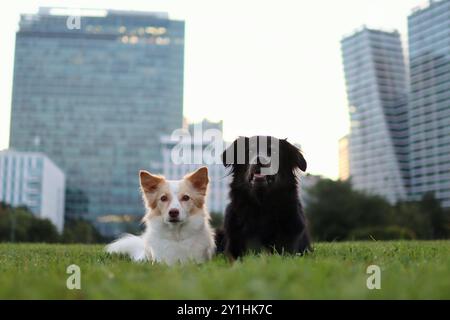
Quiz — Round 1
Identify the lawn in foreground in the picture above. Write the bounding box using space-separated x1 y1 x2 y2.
0 241 449 299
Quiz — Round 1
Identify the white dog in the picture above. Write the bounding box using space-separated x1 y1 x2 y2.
106 167 215 265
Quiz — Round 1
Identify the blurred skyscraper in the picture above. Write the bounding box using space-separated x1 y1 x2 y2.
341 27 409 203
338 135 350 181
9 8 185 235
407 0 450 208
150 119 230 214
188 119 223 134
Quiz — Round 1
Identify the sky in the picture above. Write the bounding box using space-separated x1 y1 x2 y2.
0 0 426 179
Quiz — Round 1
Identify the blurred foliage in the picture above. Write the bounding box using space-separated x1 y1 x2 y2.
61 218 107 244
0 202 107 243
209 212 224 230
349 226 416 241
0 203 59 243
306 179 450 241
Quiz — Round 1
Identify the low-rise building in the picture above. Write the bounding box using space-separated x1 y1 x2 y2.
0 150 65 232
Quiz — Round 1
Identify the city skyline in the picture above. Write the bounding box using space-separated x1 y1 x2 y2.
0 0 426 180
340 0 450 207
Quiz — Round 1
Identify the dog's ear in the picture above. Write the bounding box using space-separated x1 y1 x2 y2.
281 139 307 172
139 170 165 210
222 136 248 168
185 166 209 194
139 170 164 193
296 151 307 172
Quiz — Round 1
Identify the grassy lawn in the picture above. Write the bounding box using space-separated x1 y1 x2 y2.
0 241 449 299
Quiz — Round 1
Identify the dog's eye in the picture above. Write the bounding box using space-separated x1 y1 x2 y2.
160 195 168 202
181 195 190 201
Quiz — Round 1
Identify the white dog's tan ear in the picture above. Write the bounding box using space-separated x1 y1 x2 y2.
185 166 209 194
139 170 164 193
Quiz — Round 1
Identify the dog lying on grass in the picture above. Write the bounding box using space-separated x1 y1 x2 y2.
106 167 216 265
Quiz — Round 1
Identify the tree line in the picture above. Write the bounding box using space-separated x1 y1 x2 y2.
0 202 106 243
1 178 449 243
305 179 450 241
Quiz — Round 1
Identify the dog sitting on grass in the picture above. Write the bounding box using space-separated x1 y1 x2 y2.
106 167 216 265
218 136 312 259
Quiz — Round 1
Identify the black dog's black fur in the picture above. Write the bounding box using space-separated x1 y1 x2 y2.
217 136 312 259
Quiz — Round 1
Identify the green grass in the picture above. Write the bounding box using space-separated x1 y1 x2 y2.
0 241 449 299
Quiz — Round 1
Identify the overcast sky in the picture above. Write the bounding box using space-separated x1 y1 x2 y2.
0 0 426 178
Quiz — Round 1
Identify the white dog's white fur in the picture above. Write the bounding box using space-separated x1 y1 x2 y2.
106 167 215 265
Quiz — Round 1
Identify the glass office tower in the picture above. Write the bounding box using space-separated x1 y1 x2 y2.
341 27 409 203
9 8 185 234
408 0 450 208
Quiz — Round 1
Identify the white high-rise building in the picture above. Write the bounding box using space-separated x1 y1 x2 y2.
341 27 410 203
0 150 65 232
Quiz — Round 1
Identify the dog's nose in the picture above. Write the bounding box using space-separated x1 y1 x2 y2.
169 209 179 218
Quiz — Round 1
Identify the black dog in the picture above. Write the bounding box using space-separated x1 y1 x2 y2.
218 136 312 259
